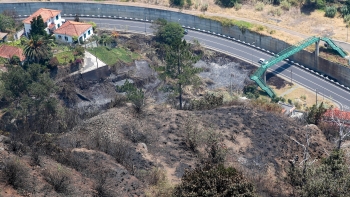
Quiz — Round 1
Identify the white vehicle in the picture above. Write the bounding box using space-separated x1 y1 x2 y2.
258 58 265 64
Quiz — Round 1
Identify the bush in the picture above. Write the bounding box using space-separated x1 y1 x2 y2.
344 14 350 22
234 2 242 10
174 163 257 197
288 98 293 105
48 57 59 69
200 3 208 12
340 6 349 17
280 0 291 11
169 0 185 6
315 0 325 10
43 166 72 194
216 0 238 8
116 79 145 113
187 93 223 110
256 25 265 31
243 84 260 99
325 6 337 18
1 157 31 190
255 2 264 11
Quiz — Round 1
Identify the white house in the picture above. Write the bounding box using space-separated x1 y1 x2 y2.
23 8 64 36
53 21 93 43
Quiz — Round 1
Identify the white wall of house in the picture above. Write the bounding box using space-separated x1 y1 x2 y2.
24 13 64 36
55 34 73 43
54 27 94 43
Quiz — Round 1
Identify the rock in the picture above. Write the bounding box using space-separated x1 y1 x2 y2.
138 143 148 153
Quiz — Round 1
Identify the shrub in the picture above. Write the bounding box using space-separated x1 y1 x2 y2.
174 163 257 196
255 2 264 11
325 6 337 18
187 93 223 110
256 25 265 31
186 0 193 7
344 14 350 23
288 98 293 105
48 57 59 69
170 0 185 7
116 79 145 113
200 3 208 12
183 116 204 152
1 157 31 190
43 166 72 194
315 0 325 10
234 2 242 10
340 6 349 17
243 84 260 99
216 0 238 8
271 96 286 103
280 0 291 11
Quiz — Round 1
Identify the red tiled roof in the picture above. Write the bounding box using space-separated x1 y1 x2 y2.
54 21 92 37
324 108 350 121
22 8 61 24
0 45 25 61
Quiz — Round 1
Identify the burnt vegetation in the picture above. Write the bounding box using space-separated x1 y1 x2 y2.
0 18 348 197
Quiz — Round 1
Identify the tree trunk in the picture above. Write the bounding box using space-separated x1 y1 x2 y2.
179 83 182 110
177 45 182 110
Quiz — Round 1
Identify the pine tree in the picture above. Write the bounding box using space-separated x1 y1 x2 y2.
164 40 201 109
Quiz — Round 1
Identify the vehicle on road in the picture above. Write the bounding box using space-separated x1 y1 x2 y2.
258 58 265 64
184 29 188 35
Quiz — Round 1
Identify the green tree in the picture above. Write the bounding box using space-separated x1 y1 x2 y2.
174 163 257 197
306 102 326 125
30 15 47 37
0 14 15 32
153 19 185 47
24 35 51 63
287 150 350 197
0 64 58 132
164 40 201 109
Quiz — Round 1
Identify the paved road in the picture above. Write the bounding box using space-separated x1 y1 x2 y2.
70 17 350 111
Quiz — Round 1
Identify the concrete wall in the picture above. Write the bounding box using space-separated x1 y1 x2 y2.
2 2 350 86
82 65 110 81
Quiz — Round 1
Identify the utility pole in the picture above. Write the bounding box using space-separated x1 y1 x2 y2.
291 69 293 84
145 17 147 35
316 89 318 106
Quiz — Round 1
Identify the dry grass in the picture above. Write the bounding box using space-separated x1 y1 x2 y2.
271 83 336 109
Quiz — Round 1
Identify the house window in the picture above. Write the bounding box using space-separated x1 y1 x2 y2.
56 15 59 20
84 33 86 38
65 36 68 41
58 24 60 28
88 30 91 35
58 35 62 39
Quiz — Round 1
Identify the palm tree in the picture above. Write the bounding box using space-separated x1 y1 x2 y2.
24 35 50 63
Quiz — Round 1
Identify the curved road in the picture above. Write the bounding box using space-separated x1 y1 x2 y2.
71 17 350 111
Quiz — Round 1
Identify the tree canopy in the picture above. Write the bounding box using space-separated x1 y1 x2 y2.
0 14 15 32
153 19 185 47
30 15 47 37
174 163 257 197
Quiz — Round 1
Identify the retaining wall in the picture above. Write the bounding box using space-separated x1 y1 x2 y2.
1 2 350 86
